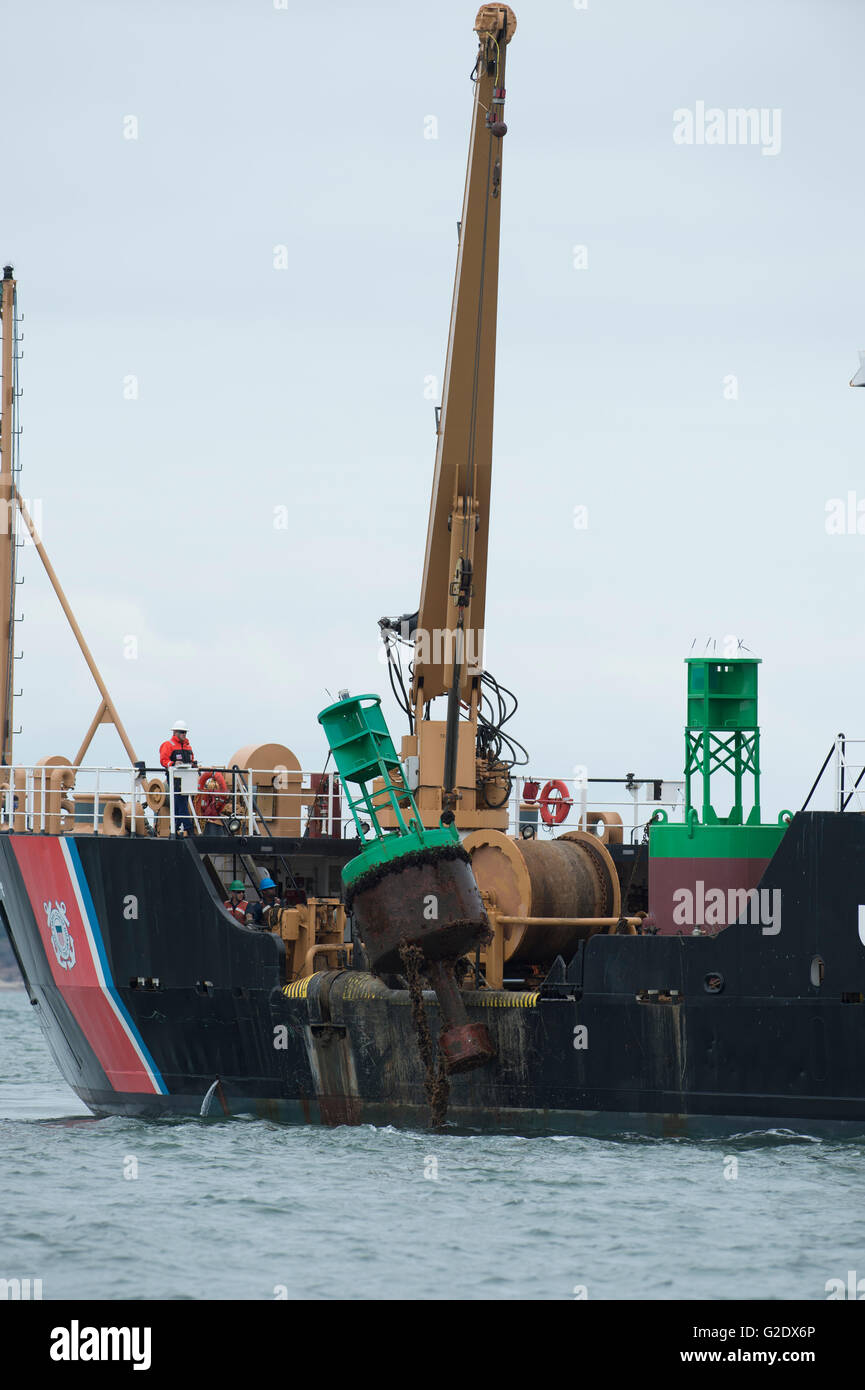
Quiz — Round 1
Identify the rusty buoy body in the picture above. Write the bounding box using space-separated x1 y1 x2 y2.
347 847 490 973
348 846 495 1073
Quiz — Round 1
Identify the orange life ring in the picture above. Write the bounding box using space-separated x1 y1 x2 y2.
195 769 228 820
538 779 572 826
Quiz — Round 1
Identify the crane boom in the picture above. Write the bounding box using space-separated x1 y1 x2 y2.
377 7 518 832
413 4 515 708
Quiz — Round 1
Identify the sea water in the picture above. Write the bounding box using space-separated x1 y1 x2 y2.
0 988 862 1301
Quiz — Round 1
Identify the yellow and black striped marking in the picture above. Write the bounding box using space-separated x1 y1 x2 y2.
282 975 317 1000
283 974 540 1009
466 991 539 1009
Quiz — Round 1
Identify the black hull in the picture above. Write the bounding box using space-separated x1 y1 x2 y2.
3 812 865 1135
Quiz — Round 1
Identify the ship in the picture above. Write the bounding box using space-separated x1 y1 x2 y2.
3 5 865 1137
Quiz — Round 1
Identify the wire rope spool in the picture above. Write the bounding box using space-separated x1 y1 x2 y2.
463 828 621 967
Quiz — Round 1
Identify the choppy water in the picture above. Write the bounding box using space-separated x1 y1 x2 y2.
0 988 863 1300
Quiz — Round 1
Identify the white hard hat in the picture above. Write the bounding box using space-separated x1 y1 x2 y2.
172 719 188 732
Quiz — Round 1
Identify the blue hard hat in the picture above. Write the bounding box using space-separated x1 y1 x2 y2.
260 877 277 890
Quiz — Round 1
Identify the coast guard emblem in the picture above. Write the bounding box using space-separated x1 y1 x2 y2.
44 900 76 971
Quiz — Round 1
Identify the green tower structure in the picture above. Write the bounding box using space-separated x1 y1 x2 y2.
647 656 791 932
684 657 761 826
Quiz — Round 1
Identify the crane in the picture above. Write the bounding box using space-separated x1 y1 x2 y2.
379 4 524 832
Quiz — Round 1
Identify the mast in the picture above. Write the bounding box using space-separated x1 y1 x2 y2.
0 266 18 765
0 266 137 770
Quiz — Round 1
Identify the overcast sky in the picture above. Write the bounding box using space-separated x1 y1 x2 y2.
2 0 864 817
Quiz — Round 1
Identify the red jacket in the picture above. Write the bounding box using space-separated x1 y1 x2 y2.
160 734 195 769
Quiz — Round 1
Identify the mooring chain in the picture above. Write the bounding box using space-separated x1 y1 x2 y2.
398 939 450 1129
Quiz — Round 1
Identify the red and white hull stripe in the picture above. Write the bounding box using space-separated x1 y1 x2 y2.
11 836 168 1095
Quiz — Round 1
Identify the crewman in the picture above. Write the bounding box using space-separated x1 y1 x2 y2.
160 719 194 770
637 912 658 937
223 880 248 923
246 877 281 929
159 719 195 834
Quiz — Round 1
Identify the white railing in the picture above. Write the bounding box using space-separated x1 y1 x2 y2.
335 772 684 843
0 762 686 844
503 774 684 842
833 735 865 812
0 765 346 839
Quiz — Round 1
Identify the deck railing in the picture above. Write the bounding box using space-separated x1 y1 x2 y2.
800 734 865 815
833 735 865 812
0 764 687 842
506 774 684 843
0 765 345 839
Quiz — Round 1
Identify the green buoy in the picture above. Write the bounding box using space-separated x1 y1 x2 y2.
317 692 495 1080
